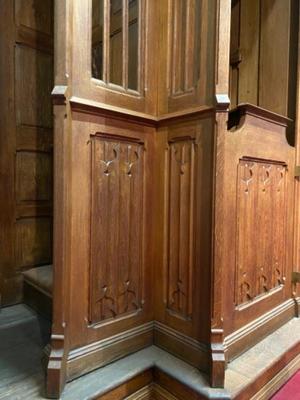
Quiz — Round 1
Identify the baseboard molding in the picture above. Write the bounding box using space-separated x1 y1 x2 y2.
154 321 209 372
124 384 153 400
250 352 300 400
152 383 180 400
224 299 296 361
66 322 154 380
58 318 300 400
124 382 180 400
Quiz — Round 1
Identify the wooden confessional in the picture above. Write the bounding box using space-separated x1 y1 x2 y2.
1 0 300 399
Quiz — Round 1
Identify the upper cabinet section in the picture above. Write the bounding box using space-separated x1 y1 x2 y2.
71 0 157 115
159 0 216 115
92 0 141 93
230 0 299 121
158 0 216 115
70 0 217 117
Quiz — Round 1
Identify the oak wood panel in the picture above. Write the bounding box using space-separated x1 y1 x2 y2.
15 45 53 128
230 0 298 124
158 0 216 115
238 0 259 106
236 159 287 305
16 125 53 152
259 0 291 116
16 217 52 269
0 0 53 306
166 137 196 319
16 151 52 203
90 134 145 323
67 108 155 352
47 0 300 397
154 114 214 347
223 106 295 336
15 0 53 35
229 0 240 109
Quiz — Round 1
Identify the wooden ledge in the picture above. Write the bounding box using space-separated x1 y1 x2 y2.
69 96 215 127
228 103 292 130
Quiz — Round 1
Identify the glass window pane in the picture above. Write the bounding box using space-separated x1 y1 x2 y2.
194 0 201 86
110 0 123 86
92 0 104 80
128 0 139 91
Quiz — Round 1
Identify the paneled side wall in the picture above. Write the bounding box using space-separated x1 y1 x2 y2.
153 114 214 371
230 0 299 123
0 0 53 305
61 107 155 380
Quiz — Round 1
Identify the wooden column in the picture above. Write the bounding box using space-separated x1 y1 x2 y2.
210 0 231 388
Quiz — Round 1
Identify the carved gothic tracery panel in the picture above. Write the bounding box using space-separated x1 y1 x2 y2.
166 137 197 319
89 135 144 323
236 158 287 306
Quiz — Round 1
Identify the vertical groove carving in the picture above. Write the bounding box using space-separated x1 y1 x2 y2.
236 158 287 306
166 137 196 319
90 135 144 323
169 0 201 96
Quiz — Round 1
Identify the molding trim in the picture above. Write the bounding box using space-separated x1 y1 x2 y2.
215 94 230 112
210 328 225 388
46 333 67 399
152 383 180 400
224 299 296 361
228 103 292 129
124 384 153 400
250 352 300 400
52 85 68 105
124 383 180 400
69 96 215 127
66 322 154 380
153 321 209 372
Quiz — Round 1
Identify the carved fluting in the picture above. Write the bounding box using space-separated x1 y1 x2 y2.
169 0 201 96
236 159 287 306
90 136 144 323
166 138 196 319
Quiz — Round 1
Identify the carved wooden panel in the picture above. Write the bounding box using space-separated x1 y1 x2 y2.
168 0 201 97
166 137 196 319
16 151 52 202
236 158 287 306
16 217 52 268
89 134 145 323
15 45 53 128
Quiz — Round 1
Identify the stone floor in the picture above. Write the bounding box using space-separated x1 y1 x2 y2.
1 304 300 399
0 304 50 399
